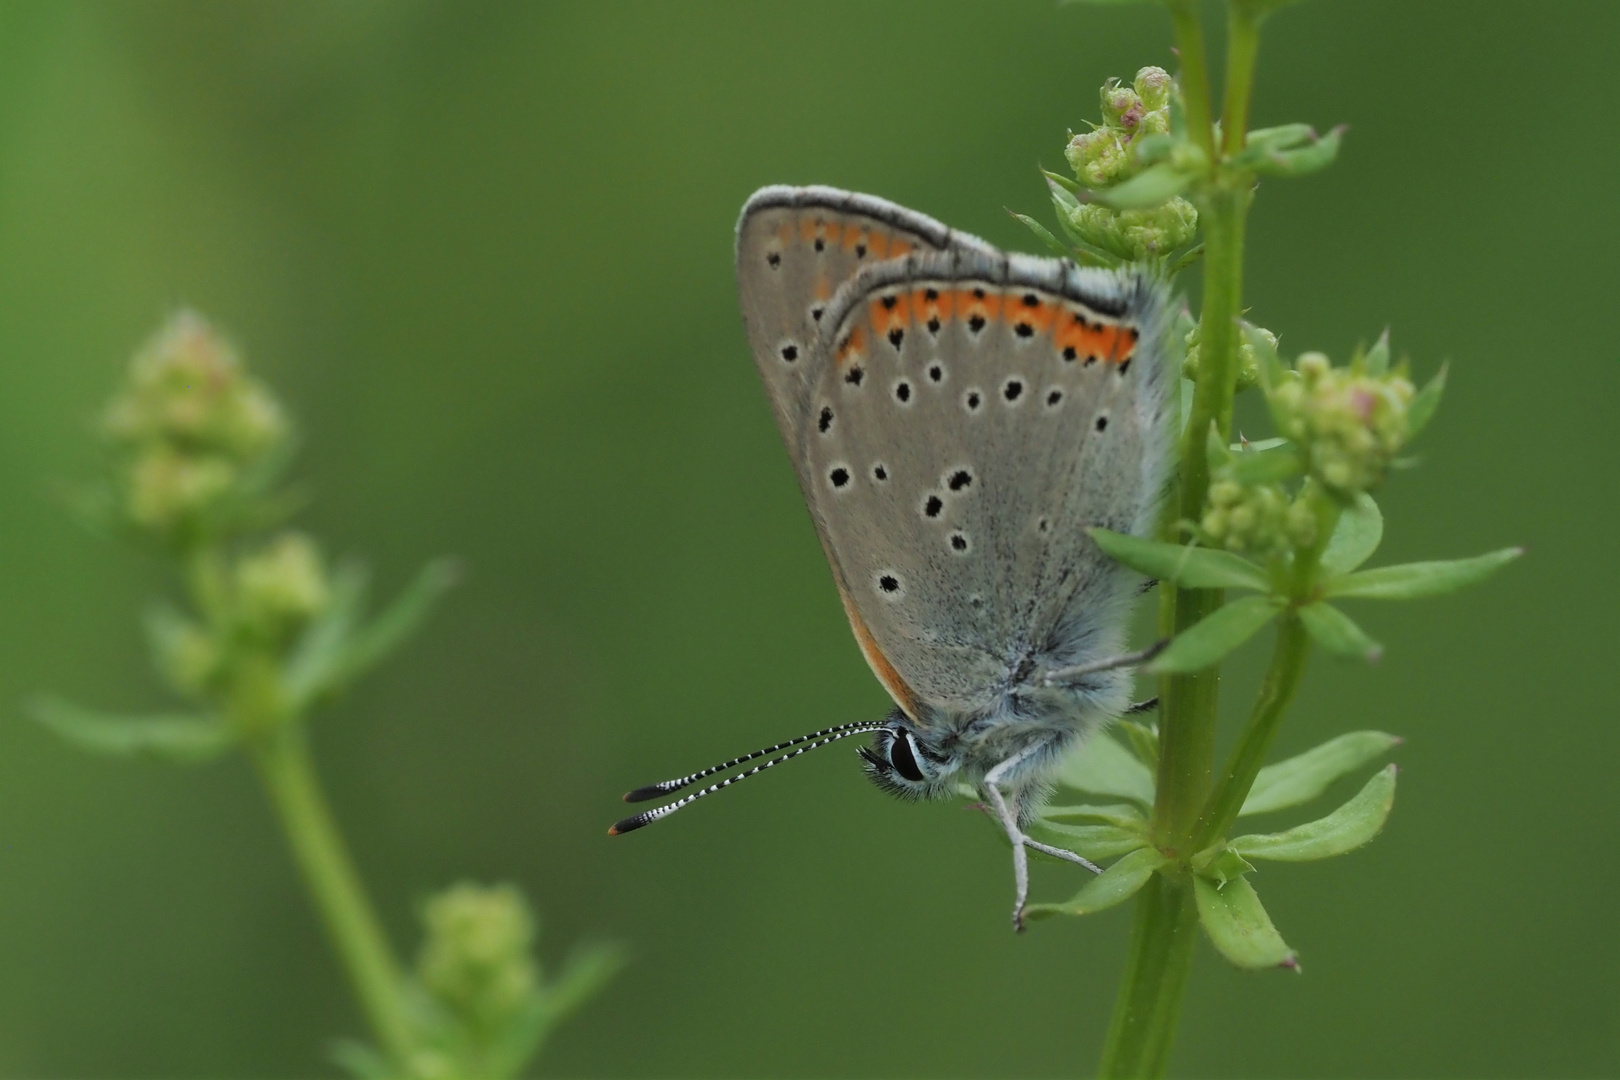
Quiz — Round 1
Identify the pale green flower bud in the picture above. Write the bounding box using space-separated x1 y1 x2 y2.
1066 128 1131 188
234 533 330 638
1183 323 1274 390
1269 350 1417 495
126 448 237 533
1285 499 1319 549
153 618 224 697
1202 475 1298 559
1134 66 1172 111
417 882 539 1034
1209 480 1244 508
103 311 287 461
1296 351 1332 382
1101 79 1143 129
1065 197 1198 261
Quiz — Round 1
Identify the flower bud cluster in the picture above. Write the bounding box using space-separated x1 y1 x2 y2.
235 533 330 639
1271 351 1415 495
1184 322 1274 392
147 531 331 699
101 312 288 544
417 882 540 1035
1202 477 1318 559
1060 67 1197 259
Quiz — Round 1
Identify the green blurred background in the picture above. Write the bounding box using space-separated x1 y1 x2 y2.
0 1 1611 1076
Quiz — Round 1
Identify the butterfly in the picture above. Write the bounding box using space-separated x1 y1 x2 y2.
611 186 1174 929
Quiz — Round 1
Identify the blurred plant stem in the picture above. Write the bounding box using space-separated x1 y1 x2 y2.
250 720 418 1067
36 311 618 1079
1100 2 1271 1075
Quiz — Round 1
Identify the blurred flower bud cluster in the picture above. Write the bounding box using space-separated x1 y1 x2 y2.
1058 67 1199 260
1185 320 1273 392
1270 349 1416 496
1202 477 1319 559
101 311 289 546
417 883 540 1037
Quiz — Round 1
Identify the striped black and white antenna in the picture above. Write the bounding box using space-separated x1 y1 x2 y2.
608 720 887 835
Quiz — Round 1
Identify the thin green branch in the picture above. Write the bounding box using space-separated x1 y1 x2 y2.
251 723 418 1070
1221 3 1265 157
1166 0 1215 164
1190 615 1311 850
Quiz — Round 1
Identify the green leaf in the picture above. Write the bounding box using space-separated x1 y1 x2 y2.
28 696 233 763
1194 875 1298 970
1118 719 1159 771
537 942 625 1033
328 563 456 696
1405 362 1448 439
1250 124 1344 178
1007 209 1075 259
1046 172 1082 208
1232 764 1397 861
1319 492 1383 575
1226 441 1304 485
1089 528 1270 591
1131 133 1176 167
1040 802 1149 830
1087 163 1191 210
1190 844 1255 887
1149 596 1283 674
329 1040 394 1080
1247 323 1297 435
1030 821 1149 861
1324 547 1523 601
1204 421 1234 469
1361 329 1391 377
1297 602 1382 661
1165 242 1205 277
283 561 370 707
1025 847 1167 921
1056 734 1156 805
1241 730 1402 816
1243 123 1316 153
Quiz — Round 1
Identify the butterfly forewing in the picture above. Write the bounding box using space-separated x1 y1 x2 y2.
800 248 1173 717
735 187 992 490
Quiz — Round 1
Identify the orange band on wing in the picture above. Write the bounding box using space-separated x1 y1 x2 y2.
835 582 921 720
1054 310 1139 364
867 291 913 337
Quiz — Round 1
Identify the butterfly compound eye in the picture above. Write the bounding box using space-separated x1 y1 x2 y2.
889 732 926 783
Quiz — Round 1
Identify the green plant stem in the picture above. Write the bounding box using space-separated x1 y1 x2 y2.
1191 487 1338 850
1101 5 1265 1077
1165 1 1214 160
251 722 418 1070
1096 874 1200 1079
1189 615 1311 850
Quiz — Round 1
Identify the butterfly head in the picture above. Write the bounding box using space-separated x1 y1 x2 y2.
858 712 964 801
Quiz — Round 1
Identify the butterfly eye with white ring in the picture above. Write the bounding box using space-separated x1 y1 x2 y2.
888 729 926 782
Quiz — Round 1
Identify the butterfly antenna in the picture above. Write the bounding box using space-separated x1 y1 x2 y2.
608 723 886 836
620 719 885 803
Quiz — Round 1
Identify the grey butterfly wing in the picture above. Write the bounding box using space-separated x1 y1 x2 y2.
801 248 1173 719
734 186 993 493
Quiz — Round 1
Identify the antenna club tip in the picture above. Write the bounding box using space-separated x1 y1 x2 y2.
623 784 670 804
609 813 650 836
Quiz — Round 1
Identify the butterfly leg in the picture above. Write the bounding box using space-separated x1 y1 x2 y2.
983 749 1103 932
979 769 1031 932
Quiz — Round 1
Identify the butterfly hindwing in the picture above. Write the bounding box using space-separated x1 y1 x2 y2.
735 187 993 493
801 248 1173 717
